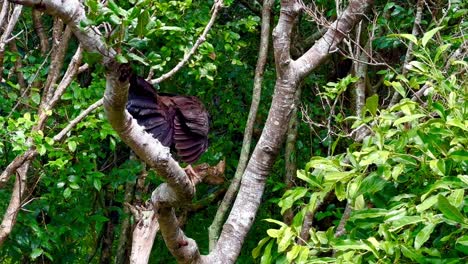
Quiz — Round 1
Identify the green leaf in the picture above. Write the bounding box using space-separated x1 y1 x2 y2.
277 227 294 252
390 81 406 97
422 26 444 47
136 10 150 37
335 181 346 201
414 223 436 250
334 239 372 251
296 170 322 189
252 237 270 259
264 218 287 228
388 216 422 230
456 235 468 246
260 240 274 264
68 140 77 152
93 178 102 191
388 33 417 45
31 92 41 105
438 195 466 223
63 187 72 199
286 244 302 263
30 248 43 259
128 52 148 66
394 114 425 126
365 94 379 116
115 54 128 63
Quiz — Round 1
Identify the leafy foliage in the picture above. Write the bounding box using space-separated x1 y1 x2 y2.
255 28 468 263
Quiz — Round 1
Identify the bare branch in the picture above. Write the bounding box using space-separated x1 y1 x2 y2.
53 98 103 141
0 4 23 79
295 0 373 79
32 10 49 54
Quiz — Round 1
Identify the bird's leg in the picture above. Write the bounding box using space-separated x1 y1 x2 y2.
184 165 201 185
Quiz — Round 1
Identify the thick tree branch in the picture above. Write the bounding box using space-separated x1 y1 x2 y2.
9 0 115 63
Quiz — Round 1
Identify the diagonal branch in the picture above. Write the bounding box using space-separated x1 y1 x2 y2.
294 0 373 79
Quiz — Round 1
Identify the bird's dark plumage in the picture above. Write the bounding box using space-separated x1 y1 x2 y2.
126 75 209 163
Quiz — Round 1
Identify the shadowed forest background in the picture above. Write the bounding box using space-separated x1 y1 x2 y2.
0 0 467 263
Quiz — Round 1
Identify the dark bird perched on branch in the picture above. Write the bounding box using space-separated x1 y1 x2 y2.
126 74 209 164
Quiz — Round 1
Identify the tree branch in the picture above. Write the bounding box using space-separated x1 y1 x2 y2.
208 0 274 250
295 0 373 79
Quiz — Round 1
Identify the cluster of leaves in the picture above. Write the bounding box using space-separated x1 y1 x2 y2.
255 28 467 263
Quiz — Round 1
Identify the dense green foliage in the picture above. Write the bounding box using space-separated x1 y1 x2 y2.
0 0 466 263
254 19 468 264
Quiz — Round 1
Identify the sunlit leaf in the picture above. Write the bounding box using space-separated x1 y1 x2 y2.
422 26 444 47
438 195 466 223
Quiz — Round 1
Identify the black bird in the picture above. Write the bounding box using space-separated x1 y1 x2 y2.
126 75 209 164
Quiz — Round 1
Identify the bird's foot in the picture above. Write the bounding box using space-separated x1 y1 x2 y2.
184 165 201 185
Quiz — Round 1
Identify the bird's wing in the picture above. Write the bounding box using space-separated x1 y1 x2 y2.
126 76 174 147
171 96 209 163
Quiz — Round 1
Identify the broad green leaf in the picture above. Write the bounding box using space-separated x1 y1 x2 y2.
390 81 406 97
63 187 72 199
93 178 102 191
438 195 466 223
350 209 389 219
128 52 148 65
115 54 128 63
422 26 444 47
416 195 438 212
266 229 280 238
394 114 425 126
388 216 422 230
252 237 270 259
324 171 354 182
435 44 451 62
160 26 185 31
457 235 468 246
333 239 372 251
388 33 417 45
286 244 302 263
68 140 77 152
365 94 379 116
277 227 294 252
296 170 323 189
136 10 150 37
409 61 429 73
448 189 464 208
356 173 387 196
30 248 43 259
335 181 346 201
414 223 436 249
260 240 274 264
31 92 41 105
401 244 424 262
